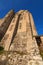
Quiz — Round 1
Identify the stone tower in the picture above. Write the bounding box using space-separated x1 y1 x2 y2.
0 10 43 65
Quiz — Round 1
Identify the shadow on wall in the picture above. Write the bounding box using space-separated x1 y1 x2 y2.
35 36 42 46
0 46 4 51
11 14 21 44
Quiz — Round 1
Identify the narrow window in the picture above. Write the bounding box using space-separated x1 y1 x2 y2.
35 36 41 46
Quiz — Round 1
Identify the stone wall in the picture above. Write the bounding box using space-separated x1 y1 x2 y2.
0 10 43 65
0 10 14 41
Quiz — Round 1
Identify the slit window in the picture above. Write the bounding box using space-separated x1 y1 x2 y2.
35 36 41 46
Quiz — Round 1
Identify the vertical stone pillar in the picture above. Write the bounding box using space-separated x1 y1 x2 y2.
0 10 43 65
30 13 37 36
0 14 20 51
0 10 14 41
9 10 43 65
10 11 31 52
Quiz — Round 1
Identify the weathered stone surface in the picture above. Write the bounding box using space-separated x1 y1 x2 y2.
0 14 20 51
30 13 38 36
0 10 14 41
0 10 43 65
0 19 3 26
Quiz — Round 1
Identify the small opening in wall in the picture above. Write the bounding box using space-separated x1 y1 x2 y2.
0 46 4 51
35 36 41 46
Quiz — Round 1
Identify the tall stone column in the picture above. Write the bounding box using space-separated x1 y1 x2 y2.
0 13 20 51
9 10 43 65
0 10 14 41
0 10 43 65
30 13 37 36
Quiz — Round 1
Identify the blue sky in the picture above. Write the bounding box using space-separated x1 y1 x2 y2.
0 0 43 35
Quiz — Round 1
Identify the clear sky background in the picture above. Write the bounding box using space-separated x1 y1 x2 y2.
0 0 43 35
